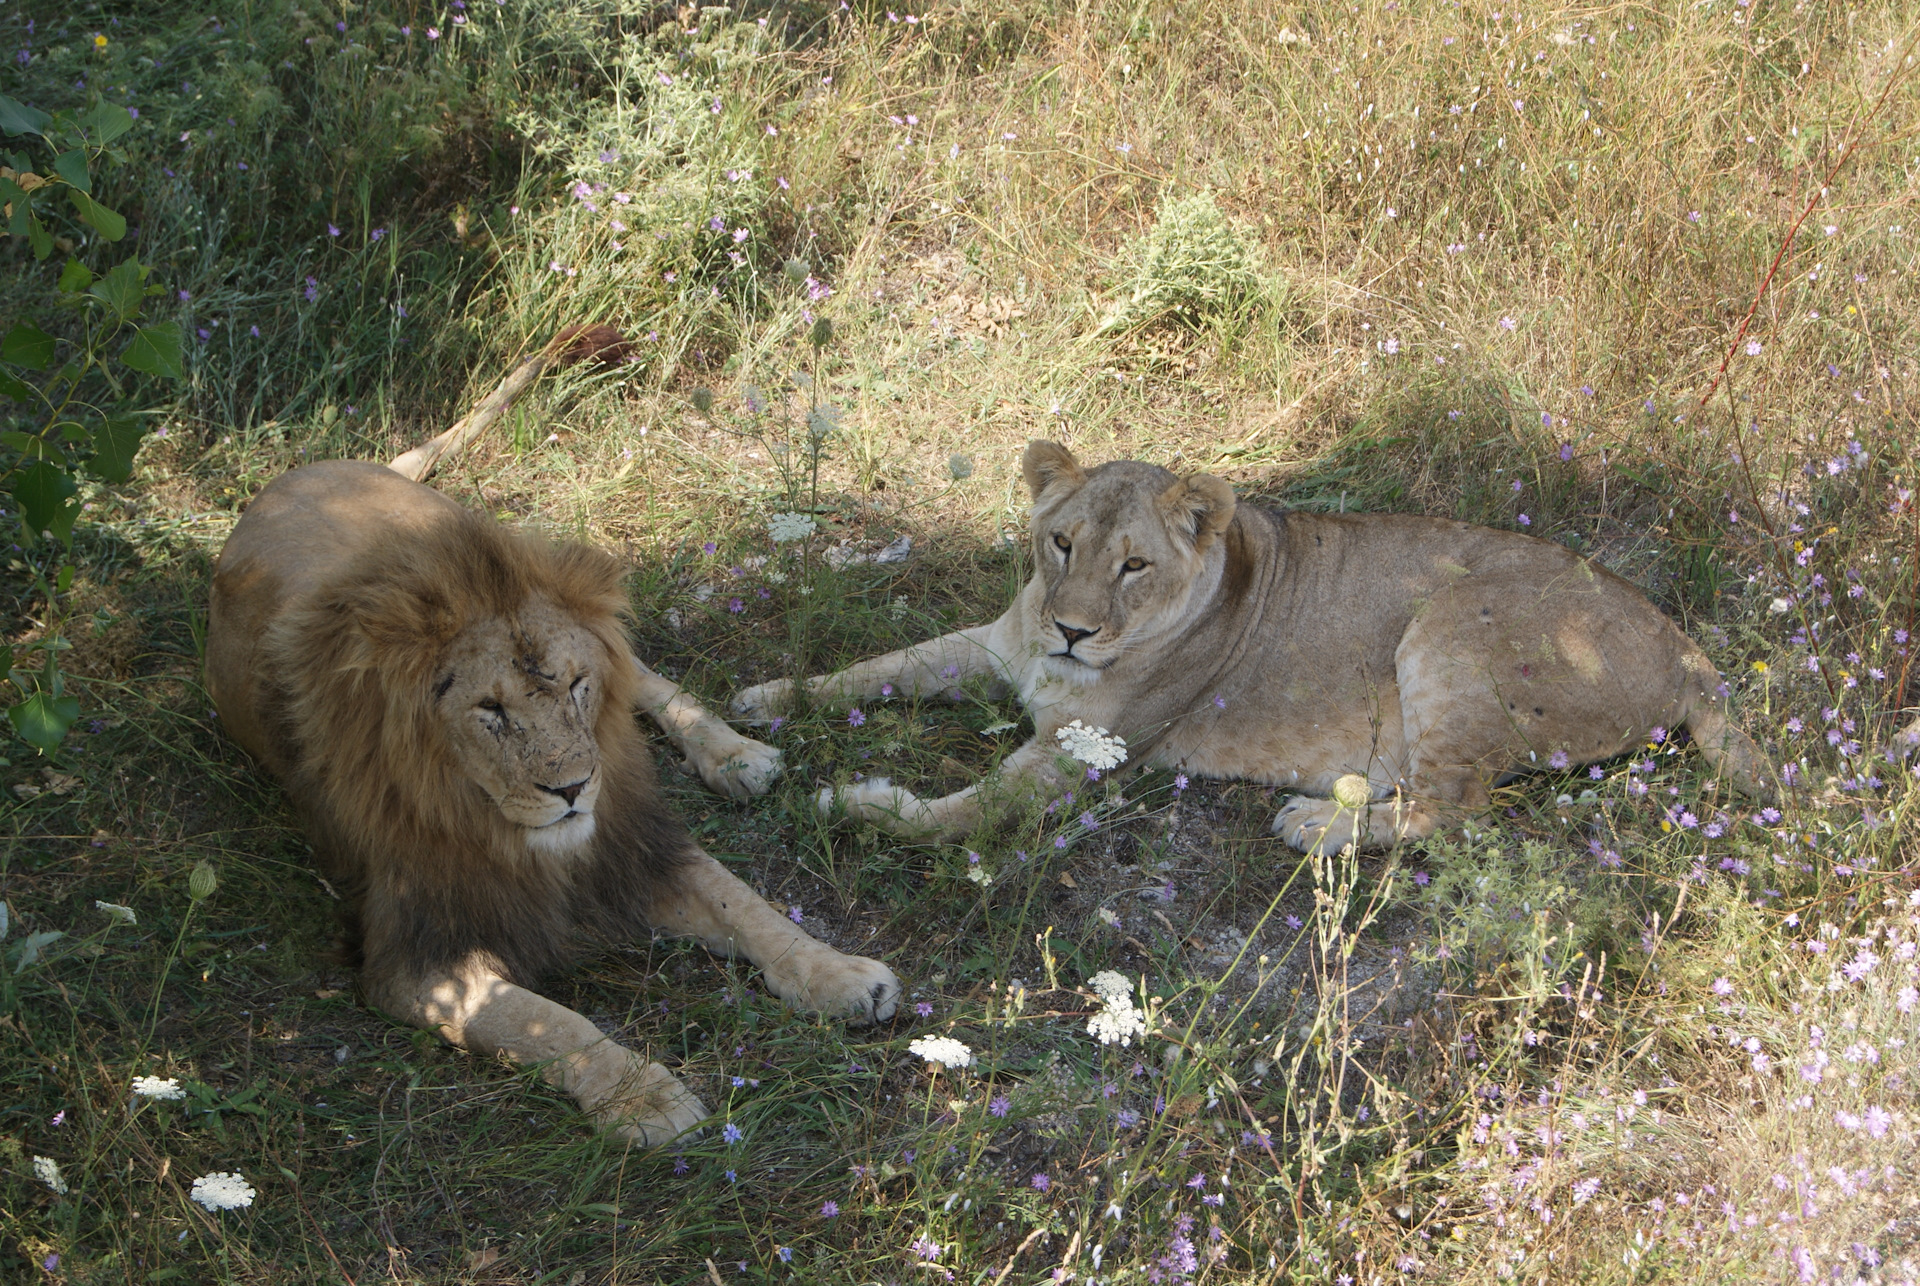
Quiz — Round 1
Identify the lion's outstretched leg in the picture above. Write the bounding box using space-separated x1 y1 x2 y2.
654 853 902 1024
730 624 1005 723
629 656 782 799
370 957 708 1146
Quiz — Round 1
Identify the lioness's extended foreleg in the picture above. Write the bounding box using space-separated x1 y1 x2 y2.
371 957 708 1146
819 736 1071 843
630 656 782 798
730 625 1005 723
654 853 902 1024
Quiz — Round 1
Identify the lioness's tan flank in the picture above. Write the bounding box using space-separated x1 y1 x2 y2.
208 461 899 1147
732 441 1773 852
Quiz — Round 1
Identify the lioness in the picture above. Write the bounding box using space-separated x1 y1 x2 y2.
208 461 900 1144
732 440 1773 852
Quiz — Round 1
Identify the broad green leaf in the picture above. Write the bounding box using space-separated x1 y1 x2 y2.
26 213 52 260
68 188 125 241
56 258 93 293
0 369 34 402
0 176 29 234
0 431 55 459
86 416 146 483
12 459 79 543
120 322 183 380
77 101 135 145
54 564 73 593
52 148 90 194
88 258 146 322
1 323 55 371
10 694 80 758
0 95 51 137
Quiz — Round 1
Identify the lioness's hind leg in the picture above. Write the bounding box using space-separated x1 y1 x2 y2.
655 853 902 1024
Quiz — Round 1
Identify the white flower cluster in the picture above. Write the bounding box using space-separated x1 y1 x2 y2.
132 1076 186 1101
767 512 817 544
1086 970 1150 1047
1054 720 1128 770
95 900 137 925
33 1155 68 1194
190 1171 257 1212
908 1035 974 1071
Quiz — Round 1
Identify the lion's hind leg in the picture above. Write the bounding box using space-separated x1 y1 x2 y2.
371 957 708 1146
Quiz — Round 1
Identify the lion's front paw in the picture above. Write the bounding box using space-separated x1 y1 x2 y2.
1272 796 1361 854
729 678 796 724
691 733 783 799
766 948 902 1026
574 1045 709 1147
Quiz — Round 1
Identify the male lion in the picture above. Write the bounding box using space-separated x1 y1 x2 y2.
208 460 900 1144
732 440 1773 852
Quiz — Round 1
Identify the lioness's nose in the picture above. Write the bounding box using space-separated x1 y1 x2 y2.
540 778 590 806
1056 621 1099 647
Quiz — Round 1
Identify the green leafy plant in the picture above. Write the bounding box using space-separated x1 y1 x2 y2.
1 92 180 756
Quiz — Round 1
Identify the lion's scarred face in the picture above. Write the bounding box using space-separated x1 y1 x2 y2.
1021 441 1237 680
434 596 608 856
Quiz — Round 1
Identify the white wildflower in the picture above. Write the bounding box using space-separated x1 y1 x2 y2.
1054 719 1127 770
1088 997 1150 1047
33 1156 69 1194
189 1171 257 1212
767 512 817 543
966 864 993 887
1086 970 1150 1046
132 1076 186 1101
908 1035 974 1071
95 900 137 925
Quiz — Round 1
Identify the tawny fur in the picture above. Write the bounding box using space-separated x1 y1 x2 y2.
208 461 899 1145
734 441 1776 852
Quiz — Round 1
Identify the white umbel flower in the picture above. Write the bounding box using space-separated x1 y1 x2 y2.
907 1035 974 1071
767 512 817 543
1054 719 1127 770
132 1076 186 1101
189 1172 256 1212
95 900 137 925
1086 970 1150 1047
33 1155 68 1194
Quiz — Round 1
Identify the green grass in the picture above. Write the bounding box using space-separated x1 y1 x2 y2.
3 0 1918 1281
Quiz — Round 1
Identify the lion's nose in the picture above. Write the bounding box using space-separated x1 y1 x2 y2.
1056 621 1099 647
540 778 590 806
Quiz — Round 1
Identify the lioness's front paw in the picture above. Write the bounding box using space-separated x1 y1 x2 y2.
573 1044 709 1147
766 948 902 1026
729 678 796 724
691 732 783 799
1272 796 1359 854
817 779 936 837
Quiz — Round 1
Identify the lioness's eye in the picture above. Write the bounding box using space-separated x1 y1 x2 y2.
1053 533 1072 555
1122 556 1148 573
478 698 505 715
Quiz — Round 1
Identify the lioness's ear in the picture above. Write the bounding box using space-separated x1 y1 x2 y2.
1022 440 1085 502
1157 472 1236 549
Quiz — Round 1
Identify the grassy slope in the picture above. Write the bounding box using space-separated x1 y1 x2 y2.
1 0 1916 1282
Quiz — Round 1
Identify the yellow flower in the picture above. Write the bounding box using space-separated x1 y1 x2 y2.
93 33 108 48
1751 660 1769 674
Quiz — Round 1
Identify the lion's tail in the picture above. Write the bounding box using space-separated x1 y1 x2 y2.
387 324 632 483
1681 653 1776 803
